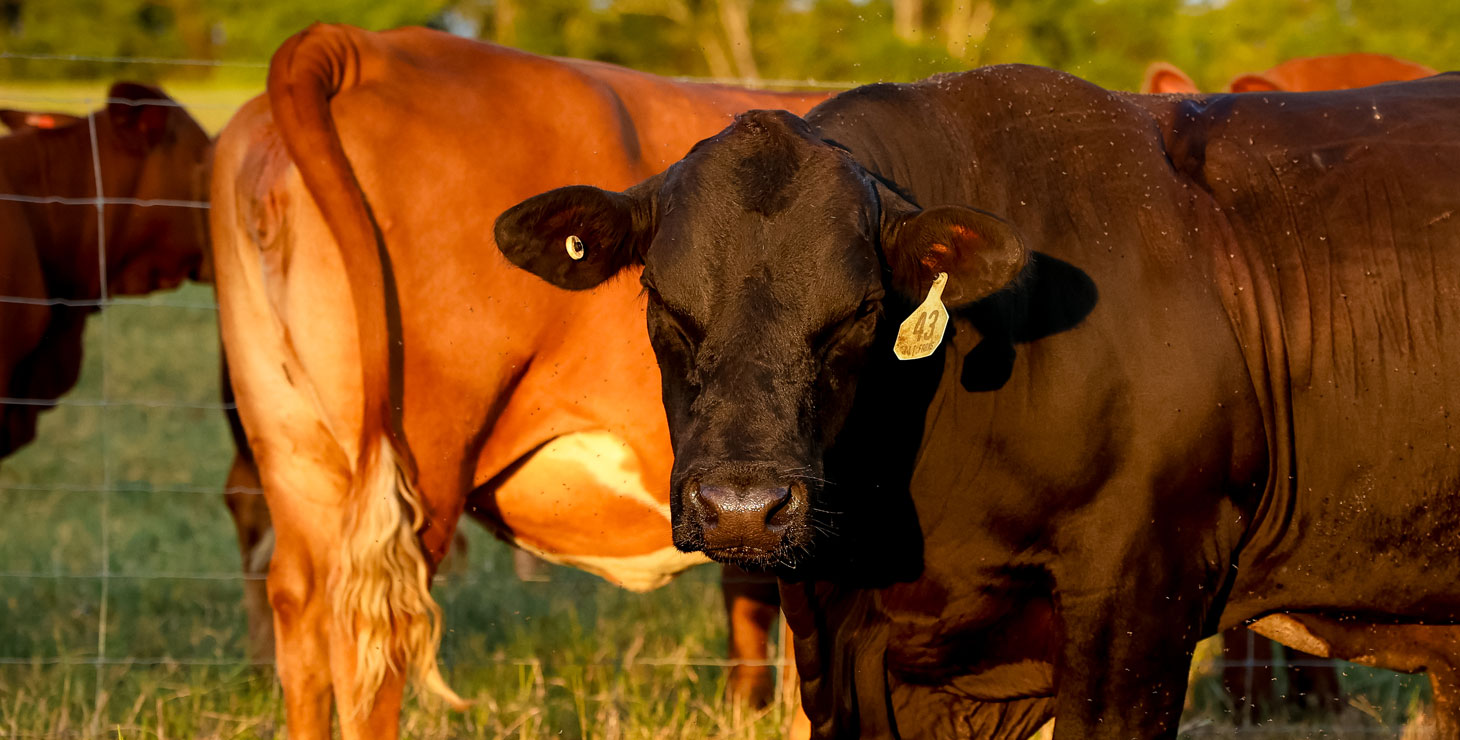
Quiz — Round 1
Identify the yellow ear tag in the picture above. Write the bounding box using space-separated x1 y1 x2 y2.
893 273 949 361
566 235 586 261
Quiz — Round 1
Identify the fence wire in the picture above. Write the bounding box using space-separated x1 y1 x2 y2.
0 52 1426 738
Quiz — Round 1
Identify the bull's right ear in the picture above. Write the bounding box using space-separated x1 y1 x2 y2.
495 175 660 291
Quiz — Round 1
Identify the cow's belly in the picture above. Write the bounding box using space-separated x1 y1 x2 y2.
1233 453 1460 620
479 430 707 591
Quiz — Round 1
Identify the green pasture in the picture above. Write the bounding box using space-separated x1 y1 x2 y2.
0 83 1436 739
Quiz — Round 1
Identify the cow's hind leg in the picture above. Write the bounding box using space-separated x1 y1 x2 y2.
253 446 349 740
223 450 275 664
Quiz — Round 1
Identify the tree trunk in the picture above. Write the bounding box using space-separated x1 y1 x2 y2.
893 0 923 42
697 29 737 80
716 0 759 81
495 0 517 46
943 0 993 61
166 0 212 75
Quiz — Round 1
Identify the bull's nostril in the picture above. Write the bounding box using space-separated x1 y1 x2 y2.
761 487 792 527
764 487 794 527
693 484 721 528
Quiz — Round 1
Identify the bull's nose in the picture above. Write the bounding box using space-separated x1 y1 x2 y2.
694 483 794 552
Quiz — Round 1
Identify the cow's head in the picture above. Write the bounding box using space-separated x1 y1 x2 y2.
496 110 1027 567
95 82 213 294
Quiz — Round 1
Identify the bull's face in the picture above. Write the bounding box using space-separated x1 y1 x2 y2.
100 82 213 295
496 110 1026 568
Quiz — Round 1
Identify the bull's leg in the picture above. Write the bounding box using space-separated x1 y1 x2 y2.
222 452 274 664
722 563 780 707
783 618 812 740
1051 558 1206 740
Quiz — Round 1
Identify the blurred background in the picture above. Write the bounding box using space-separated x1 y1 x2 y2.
0 1 1452 738
2 0 1458 88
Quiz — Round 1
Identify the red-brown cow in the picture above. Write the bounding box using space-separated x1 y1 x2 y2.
211 24 828 738
0 83 210 460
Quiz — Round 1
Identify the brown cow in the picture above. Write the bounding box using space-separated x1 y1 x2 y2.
1142 52 1436 94
1142 51 1439 727
0 83 211 460
211 24 828 738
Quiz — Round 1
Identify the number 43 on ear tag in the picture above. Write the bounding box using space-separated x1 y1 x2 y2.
894 273 949 361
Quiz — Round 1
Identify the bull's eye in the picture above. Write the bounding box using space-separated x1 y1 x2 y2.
814 299 880 355
645 288 703 349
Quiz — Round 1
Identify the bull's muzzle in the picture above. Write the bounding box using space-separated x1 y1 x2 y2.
690 480 802 554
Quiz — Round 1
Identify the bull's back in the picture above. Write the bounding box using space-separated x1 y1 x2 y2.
1187 76 1460 612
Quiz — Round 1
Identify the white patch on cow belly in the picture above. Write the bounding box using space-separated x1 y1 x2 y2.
1250 615 1333 658
530 431 671 519
513 540 710 592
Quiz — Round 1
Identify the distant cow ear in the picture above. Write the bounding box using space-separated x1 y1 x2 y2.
880 187 1027 308
1228 74 1281 93
495 174 661 291
107 81 173 150
0 110 83 131
1142 62 1200 94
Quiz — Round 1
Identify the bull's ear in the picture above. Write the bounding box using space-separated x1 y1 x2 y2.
495 175 659 291
0 110 83 131
107 82 173 150
880 187 1027 309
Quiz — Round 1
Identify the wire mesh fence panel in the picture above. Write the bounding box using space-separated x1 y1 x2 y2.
0 53 1435 740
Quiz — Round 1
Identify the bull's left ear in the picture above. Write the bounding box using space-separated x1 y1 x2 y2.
495 174 660 291
881 192 1028 308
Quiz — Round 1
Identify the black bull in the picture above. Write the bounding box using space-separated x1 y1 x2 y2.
497 66 1460 738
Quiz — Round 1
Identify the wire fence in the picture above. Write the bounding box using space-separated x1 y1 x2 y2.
0 50 1431 738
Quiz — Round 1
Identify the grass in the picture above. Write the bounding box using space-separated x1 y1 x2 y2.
0 285 794 740
0 81 1439 739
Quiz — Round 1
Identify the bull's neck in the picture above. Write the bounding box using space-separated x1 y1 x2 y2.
0 121 122 301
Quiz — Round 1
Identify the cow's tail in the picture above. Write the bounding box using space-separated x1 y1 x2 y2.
266 23 465 713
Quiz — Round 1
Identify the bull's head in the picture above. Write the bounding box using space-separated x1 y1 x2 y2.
495 111 1027 568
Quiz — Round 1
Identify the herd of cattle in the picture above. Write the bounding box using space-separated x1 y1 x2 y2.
1 22 1455 739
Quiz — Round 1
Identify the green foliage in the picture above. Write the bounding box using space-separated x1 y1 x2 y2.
0 0 451 80
0 0 1456 88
